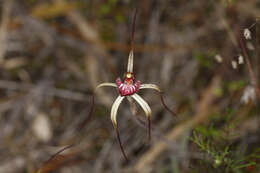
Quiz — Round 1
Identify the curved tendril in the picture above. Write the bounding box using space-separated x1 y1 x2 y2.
139 84 177 117
115 125 128 161
159 92 177 117
148 116 151 141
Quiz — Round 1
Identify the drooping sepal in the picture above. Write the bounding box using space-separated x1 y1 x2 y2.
110 95 128 161
111 95 125 126
131 93 152 139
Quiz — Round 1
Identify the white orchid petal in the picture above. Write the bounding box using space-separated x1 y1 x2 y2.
95 83 116 92
127 50 134 73
140 84 161 93
111 96 125 127
131 93 152 118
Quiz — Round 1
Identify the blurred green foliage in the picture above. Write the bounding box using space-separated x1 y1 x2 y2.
190 108 260 173
227 80 247 92
194 51 216 68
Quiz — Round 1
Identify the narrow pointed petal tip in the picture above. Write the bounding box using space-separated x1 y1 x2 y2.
111 96 125 127
127 50 134 73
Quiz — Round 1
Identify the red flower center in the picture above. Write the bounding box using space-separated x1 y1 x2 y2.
116 74 140 96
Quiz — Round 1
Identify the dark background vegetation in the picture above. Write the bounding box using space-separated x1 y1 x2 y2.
0 0 259 172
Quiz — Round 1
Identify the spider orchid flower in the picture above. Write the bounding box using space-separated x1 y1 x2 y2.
35 11 176 170
95 49 175 160
93 10 176 161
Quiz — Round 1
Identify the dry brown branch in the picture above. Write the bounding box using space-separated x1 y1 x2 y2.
135 76 220 172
